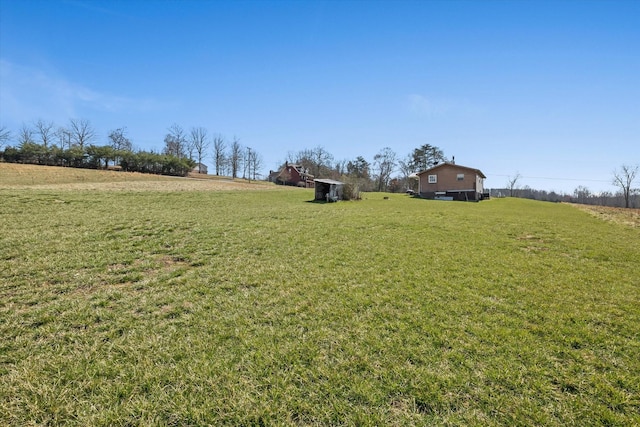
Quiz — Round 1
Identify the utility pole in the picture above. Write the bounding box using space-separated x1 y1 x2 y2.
247 147 251 183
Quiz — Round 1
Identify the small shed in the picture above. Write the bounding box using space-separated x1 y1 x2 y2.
314 179 344 202
191 163 208 174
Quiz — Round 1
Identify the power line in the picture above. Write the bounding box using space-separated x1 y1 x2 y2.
486 174 610 183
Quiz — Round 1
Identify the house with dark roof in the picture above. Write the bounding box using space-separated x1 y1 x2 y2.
416 162 487 201
268 162 315 188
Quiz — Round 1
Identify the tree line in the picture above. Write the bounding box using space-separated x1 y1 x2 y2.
273 147 637 208
163 123 263 180
276 144 447 194
1 120 636 207
495 165 639 209
0 119 263 178
0 119 446 188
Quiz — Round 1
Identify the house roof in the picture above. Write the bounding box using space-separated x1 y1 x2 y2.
284 164 313 177
272 163 314 181
416 162 486 179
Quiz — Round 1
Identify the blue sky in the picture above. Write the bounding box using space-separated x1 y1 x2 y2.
1 0 638 193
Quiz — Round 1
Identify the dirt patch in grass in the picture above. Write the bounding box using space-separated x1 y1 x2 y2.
570 203 640 228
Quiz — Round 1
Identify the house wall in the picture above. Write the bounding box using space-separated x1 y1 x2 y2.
419 165 476 192
476 174 484 194
419 164 483 201
276 166 302 186
191 164 208 174
274 164 315 187
287 166 301 184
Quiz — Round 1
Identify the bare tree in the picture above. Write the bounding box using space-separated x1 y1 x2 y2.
18 123 35 146
68 118 96 149
212 135 226 176
189 127 209 173
290 146 334 178
108 127 132 166
243 147 251 180
613 164 639 208
311 146 334 177
164 134 178 157
239 147 263 181
398 155 417 192
573 186 591 204
56 126 73 150
242 147 250 179
0 125 11 149
229 137 242 179
108 127 133 152
334 159 348 176
294 148 314 175
284 150 297 164
185 136 196 161
164 123 187 158
248 148 263 181
373 147 397 192
507 172 521 197
34 119 55 148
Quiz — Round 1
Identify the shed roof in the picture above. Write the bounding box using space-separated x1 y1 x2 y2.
314 178 344 185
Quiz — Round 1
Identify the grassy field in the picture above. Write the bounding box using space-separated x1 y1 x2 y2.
1 165 639 425
0 163 272 191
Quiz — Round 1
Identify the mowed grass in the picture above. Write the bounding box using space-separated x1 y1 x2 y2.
1 168 639 425
0 163 172 186
0 163 272 192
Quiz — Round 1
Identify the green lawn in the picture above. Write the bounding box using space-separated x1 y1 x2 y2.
1 183 638 425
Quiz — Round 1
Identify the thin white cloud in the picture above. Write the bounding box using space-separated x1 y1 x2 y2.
406 93 483 118
0 59 167 126
407 93 455 117
407 94 435 116
1 60 72 122
64 0 133 19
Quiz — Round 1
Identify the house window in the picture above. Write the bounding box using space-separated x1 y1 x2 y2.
457 173 464 181
428 174 437 184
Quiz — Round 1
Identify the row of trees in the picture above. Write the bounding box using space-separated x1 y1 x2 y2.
162 124 262 180
278 144 447 193
1 142 195 176
0 118 448 192
1 120 636 207
490 185 640 208
0 121 194 176
1 119 99 151
502 165 639 208
278 147 637 208
0 120 264 179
